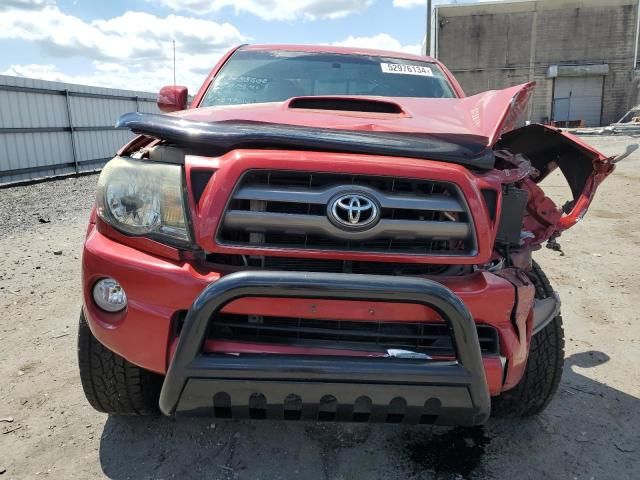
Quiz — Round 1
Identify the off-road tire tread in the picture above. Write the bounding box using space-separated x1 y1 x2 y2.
77 311 162 415
491 261 565 418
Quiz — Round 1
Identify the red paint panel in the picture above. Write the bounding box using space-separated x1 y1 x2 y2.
96 219 183 261
181 88 534 142
82 227 220 373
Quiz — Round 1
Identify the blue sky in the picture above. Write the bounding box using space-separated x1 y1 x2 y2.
0 0 488 92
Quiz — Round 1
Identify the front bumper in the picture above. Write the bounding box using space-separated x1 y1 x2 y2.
159 271 491 426
83 227 531 398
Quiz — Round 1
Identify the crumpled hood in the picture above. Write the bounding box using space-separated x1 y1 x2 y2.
171 82 535 147
114 82 537 170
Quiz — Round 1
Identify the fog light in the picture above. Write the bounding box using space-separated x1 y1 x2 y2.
93 278 127 313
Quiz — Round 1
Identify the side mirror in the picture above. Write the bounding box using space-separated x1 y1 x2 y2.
157 85 188 113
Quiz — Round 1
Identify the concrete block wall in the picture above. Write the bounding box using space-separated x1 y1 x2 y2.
436 0 639 126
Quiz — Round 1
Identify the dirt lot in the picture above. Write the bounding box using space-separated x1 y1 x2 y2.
0 134 639 479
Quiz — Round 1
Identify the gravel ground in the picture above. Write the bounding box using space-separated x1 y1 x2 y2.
0 135 639 479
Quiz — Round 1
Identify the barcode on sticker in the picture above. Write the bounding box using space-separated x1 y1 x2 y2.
380 63 433 76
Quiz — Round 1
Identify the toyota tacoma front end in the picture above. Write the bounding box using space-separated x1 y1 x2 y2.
78 45 621 425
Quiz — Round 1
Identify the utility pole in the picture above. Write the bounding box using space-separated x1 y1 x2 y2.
173 40 176 86
426 0 432 56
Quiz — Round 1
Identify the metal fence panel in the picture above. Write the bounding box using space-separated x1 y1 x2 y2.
0 74 160 185
0 90 69 129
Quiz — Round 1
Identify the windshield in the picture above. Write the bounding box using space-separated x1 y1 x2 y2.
200 50 456 107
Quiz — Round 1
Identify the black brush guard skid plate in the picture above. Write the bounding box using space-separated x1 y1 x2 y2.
159 271 491 426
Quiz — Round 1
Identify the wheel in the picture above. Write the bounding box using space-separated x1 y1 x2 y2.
491 262 565 418
77 310 162 415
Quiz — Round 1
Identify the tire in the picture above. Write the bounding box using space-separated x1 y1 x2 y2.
77 310 163 415
491 262 565 418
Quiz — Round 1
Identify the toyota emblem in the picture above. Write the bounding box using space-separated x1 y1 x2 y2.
328 193 380 230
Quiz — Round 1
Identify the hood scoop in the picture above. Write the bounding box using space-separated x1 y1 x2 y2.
288 96 404 114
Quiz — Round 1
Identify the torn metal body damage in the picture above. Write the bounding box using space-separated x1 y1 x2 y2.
496 123 615 243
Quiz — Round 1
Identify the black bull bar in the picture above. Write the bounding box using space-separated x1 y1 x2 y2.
159 271 491 426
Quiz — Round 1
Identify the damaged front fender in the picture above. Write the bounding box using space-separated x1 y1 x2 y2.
496 124 616 244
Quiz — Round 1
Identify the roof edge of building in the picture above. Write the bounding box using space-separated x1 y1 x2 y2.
437 0 637 15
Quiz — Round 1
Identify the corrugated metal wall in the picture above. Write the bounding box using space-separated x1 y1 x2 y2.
0 75 160 185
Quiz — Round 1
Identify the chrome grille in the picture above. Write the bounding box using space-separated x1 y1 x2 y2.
218 171 475 255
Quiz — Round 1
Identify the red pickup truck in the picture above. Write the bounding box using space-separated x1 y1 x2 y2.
78 44 619 425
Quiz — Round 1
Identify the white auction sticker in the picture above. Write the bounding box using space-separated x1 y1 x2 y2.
380 63 433 77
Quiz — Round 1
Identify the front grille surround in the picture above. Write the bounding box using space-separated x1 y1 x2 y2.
217 170 477 256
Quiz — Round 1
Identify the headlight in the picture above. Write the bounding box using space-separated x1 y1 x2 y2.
96 157 191 245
